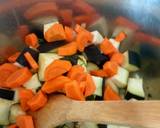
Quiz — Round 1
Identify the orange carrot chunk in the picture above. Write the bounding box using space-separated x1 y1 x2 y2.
27 90 47 111
42 76 71 94
45 60 72 81
58 41 77 56
104 85 121 100
25 33 39 48
76 31 93 52
84 74 96 97
8 52 21 63
19 88 34 111
115 32 127 42
75 24 85 33
24 52 39 70
80 81 86 94
67 65 85 78
16 115 34 128
7 124 18 128
111 52 124 65
100 38 117 56
6 67 32 88
44 23 66 43
0 63 19 87
65 80 85 101
90 69 108 77
64 26 75 42
103 61 118 77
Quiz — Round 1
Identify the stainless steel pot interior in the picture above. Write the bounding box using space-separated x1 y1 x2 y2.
0 0 160 99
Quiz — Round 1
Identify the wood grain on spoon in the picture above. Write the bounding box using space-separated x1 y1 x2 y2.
30 95 160 128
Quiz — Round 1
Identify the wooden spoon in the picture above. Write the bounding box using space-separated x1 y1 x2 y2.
30 95 160 128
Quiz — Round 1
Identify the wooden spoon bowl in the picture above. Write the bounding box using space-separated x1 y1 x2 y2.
30 94 160 128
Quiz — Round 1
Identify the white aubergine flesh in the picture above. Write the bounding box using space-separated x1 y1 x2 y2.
38 53 62 81
23 73 41 92
111 67 129 88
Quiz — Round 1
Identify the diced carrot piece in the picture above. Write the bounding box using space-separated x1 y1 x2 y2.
16 115 34 128
75 24 85 33
60 9 73 26
25 33 39 48
75 24 93 42
65 80 85 101
6 67 32 88
90 69 108 77
64 26 75 42
114 16 139 31
104 85 121 100
58 41 77 56
103 61 118 77
100 38 117 55
7 124 18 128
42 76 71 94
27 90 47 111
24 52 39 70
74 73 87 83
115 32 127 42
24 2 58 20
8 52 21 63
76 31 93 52
67 65 85 79
84 74 96 97
45 60 72 81
19 88 34 111
80 81 86 94
111 52 124 65
44 23 66 43
0 63 19 87
73 0 96 15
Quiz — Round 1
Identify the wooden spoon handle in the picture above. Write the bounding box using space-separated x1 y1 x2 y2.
67 101 160 128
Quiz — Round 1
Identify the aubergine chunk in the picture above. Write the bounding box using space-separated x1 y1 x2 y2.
16 47 39 67
84 44 109 67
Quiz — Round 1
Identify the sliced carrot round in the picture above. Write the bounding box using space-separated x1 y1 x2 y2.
6 67 32 88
